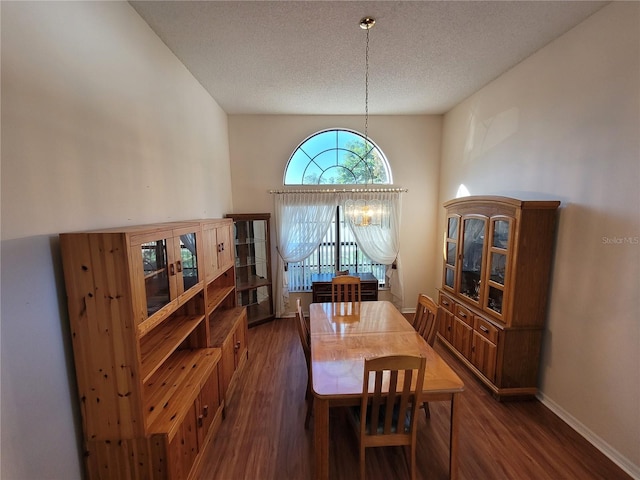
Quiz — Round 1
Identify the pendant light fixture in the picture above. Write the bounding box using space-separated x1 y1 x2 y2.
360 16 375 157
346 17 389 228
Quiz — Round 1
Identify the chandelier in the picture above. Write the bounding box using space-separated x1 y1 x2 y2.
345 198 386 227
345 17 389 229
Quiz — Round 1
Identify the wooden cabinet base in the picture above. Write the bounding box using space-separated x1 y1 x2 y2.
437 334 538 401
209 307 249 409
83 407 223 480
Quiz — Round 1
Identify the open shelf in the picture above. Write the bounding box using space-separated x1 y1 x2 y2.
237 274 271 292
209 307 245 345
139 314 205 383
206 284 235 314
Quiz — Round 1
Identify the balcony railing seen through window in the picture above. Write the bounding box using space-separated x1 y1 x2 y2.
287 207 387 292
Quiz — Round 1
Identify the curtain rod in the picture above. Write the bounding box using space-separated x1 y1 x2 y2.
268 188 408 194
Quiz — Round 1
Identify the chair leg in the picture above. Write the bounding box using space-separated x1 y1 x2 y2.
423 401 430 419
304 374 313 429
410 443 417 480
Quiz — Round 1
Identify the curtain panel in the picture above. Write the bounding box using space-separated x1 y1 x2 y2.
342 191 403 307
274 192 338 316
273 189 404 316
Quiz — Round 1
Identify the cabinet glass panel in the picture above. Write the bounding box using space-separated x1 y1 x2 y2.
492 220 510 248
447 216 458 239
446 242 456 266
179 232 199 292
238 285 272 318
234 221 268 289
487 286 504 314
141 239 171 316
460 218 486 301
489 252 507 285
445 267 455 289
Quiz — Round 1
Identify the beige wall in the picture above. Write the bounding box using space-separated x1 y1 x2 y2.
1 1 638 478
1 2 232 478
228 115 442 315
439 3 639 474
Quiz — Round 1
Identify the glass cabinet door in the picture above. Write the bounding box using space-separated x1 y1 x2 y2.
234 220 268 289
484 217 512 317
443 215 459 290
141 238 171 317
230 214 274 326
459 216 487 304
177 232 199 295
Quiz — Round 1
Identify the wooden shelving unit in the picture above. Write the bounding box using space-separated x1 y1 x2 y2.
60 218 248 479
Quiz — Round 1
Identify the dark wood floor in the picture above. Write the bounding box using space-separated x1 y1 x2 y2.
199 316 631 480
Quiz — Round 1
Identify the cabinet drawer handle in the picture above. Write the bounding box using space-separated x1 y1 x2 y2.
176 260 182 273
442 300 449 306
203 405 209 417
169 263 176 276
479 325 489 333
234 341 241 351
459 312 466 318
198 414 204 427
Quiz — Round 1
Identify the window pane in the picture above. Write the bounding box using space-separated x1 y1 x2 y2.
287 207 387 290
285 128 391 185
313 150 337 171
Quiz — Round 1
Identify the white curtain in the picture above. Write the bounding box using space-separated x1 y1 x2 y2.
343 191 404 308
274 192 338 316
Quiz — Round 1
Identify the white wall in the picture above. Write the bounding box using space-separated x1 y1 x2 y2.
439 3 639 475
0 2 232 478
228 115 442 315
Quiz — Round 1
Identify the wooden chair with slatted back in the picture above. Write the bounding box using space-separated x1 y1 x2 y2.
331 275 362 303
295 298 313 429
412 294 439 419
413 294 439 347
350 355 427 480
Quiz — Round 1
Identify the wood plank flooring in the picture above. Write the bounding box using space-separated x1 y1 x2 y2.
198 316 631 480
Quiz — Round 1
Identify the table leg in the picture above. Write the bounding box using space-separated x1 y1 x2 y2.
449 393 459 480
314 397 329 480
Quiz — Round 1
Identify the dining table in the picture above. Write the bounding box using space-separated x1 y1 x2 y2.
310 300 465 480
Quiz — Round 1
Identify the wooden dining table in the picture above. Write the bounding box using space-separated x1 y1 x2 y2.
310 300 465 480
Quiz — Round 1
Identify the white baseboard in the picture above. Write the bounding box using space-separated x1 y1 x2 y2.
537 392 640 479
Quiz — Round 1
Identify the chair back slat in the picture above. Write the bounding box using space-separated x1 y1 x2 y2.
331 275 362 303
360 355 426 438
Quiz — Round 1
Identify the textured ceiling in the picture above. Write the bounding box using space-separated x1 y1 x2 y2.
130 1 608 115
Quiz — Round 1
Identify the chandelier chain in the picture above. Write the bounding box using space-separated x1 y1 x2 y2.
365 25 370 145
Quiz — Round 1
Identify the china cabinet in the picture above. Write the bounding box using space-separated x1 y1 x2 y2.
438 196 559 399
60 218 247 479
226 213 274 326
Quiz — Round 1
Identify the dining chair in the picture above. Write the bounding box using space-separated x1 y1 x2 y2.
331 275 362 303
412 294 439 418
413 294 439 347
349 355 427 480
295 298 313 429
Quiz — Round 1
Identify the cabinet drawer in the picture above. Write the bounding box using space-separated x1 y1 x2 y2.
438 292 454 313
454 304 473 326
474 316 499 344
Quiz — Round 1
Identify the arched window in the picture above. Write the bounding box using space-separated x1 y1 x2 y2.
284 129 391 185
279 129 395 294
